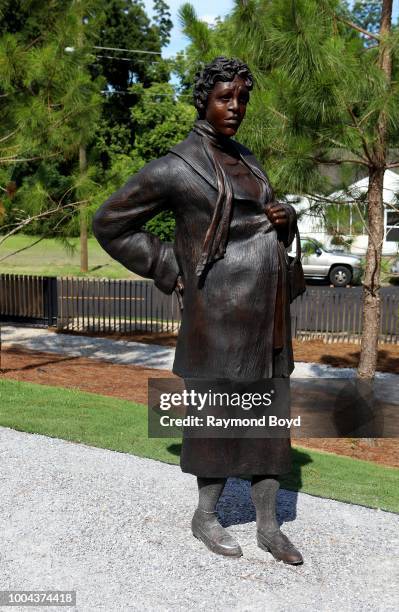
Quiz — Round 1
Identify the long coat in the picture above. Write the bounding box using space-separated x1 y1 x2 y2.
92 129 297 382
92 128 298 477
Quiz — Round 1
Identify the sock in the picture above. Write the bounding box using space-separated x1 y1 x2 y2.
251 475 280 533
196 477 227 513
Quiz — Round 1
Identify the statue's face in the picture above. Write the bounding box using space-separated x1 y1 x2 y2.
205 75 249 137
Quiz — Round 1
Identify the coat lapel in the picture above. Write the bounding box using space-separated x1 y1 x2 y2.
169 132 219 191
169 131 272 202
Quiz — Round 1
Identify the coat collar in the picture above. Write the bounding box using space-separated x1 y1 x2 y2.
169 130 272 202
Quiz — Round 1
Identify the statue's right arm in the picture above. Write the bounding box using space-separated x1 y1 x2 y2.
92 157 180 295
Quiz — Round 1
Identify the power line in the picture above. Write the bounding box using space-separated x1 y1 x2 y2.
100 89 192 97
95 55 160 64
93 45 162 56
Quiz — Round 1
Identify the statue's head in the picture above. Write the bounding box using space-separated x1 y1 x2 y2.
193 56 254 137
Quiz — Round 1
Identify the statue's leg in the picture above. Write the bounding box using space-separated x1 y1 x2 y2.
191 477 243 558
251 475 303 565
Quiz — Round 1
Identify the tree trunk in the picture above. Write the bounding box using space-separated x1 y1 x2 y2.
77 3 88 274
79 144 88 273
357 167 385 378
357 0 392 380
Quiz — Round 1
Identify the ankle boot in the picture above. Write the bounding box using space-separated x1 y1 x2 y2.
191 508 243 557
257 528 303 564
251 476 303 565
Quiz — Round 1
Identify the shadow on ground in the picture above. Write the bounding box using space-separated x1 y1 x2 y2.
167 444 313 529
319 349 399 373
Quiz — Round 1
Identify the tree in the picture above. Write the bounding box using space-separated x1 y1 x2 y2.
352 0 383 35
153 0 173 47
0 0 104 262
179 0 399 379
132 81 195 241
129 82 195 160
91 81 195 242
86 1 175 248
92 0 171 142
0 0 174 268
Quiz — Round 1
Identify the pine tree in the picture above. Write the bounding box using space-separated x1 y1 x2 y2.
0 0 173 270
153 0 173 47
0 0 103 264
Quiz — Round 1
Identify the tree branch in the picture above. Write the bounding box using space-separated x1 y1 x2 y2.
384 201 399 212
0 129 20 144
305 193 381 249
266 106 289 122
0 152 60 164
23 35 43 52
0 200 87 247
320 133 370 164
0 206 81 263
312 156 370 167
336 15 380 41
346 106 374 163
0 236 45 263
387 161 399 168
357 109 377 127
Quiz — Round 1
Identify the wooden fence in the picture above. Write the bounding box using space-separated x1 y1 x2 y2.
0 274 398 343
57 277 181 333
0 274 57 327
290 286 399 343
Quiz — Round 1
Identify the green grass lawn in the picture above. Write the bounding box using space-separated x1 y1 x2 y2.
1 233 397 285
1 378 398 513
0 234 143 279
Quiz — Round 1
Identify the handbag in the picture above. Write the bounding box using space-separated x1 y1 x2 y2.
287 228 306 303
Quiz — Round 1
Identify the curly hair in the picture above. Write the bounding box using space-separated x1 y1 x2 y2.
193 56 254 118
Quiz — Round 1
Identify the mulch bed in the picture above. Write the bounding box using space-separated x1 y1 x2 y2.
0 346 176 406
292 339 399 374
1 341 398 469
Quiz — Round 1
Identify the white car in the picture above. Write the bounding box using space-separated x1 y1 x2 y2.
288 238 363 287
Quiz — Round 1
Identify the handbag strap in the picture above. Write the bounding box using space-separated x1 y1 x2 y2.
294 228 302 263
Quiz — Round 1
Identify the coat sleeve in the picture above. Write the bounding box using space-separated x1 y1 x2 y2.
92 157 180 295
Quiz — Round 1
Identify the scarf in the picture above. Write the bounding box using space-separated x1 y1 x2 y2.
192 119 270 277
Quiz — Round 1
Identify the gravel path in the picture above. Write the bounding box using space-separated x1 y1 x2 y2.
0 427 398 612
1 325 399 610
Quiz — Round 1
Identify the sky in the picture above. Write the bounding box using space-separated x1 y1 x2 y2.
143 0 399 58
143 0 234 58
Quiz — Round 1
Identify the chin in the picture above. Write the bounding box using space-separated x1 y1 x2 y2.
221 126 239 137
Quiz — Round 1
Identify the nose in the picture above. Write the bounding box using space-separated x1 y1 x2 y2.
228 96 239 113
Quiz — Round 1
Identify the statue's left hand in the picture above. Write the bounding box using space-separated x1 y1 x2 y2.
264 202 289 228
174 274 184 310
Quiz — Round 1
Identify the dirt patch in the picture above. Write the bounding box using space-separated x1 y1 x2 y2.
292 438 399 469
292 339 399 374
0 346 176 405
1 345 398 469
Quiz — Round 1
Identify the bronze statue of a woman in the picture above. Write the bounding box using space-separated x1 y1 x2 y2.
93 57 303 565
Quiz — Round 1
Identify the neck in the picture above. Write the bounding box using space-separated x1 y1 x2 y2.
193 119 233 150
